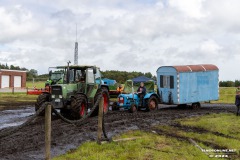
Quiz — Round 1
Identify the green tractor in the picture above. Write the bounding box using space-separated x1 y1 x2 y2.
35 64 109 119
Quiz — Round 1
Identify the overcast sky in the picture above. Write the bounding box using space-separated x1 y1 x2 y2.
0 0 239 80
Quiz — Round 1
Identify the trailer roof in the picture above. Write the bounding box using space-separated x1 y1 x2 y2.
172 64 218 72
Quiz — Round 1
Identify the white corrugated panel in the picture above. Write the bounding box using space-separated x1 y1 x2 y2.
1 75 10 88
14 76 21 87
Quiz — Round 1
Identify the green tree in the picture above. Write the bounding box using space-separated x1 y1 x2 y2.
144 72 153 78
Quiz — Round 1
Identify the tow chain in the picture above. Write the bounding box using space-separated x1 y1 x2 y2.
52 94 102 126
0 93 108 140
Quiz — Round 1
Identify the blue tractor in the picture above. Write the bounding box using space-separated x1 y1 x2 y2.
113 80 160 112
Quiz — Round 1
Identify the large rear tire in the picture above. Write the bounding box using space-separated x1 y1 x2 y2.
91 88 110 116
35 93 50 116
146 96 158 112
70 94 88 120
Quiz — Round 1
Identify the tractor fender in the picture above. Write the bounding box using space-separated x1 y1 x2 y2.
144 93 160 102
76 92 88 102
100 84 109 91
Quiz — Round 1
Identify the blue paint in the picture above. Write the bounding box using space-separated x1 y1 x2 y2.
156 65 219 104
117 92 158 110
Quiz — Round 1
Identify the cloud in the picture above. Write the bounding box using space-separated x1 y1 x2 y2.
0 0 240 80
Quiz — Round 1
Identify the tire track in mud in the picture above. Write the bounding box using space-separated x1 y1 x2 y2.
0 104 237 160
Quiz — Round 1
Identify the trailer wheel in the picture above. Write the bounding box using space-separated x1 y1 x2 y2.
146 96 158 111
35 93 50 116
71 95 88 119
177 104 187 109
192 103 201 109
129 104 137 113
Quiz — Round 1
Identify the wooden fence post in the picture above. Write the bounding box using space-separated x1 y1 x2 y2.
97 97 104 144
45 104 51 160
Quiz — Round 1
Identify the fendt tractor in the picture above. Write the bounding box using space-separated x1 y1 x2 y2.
35 63 109 119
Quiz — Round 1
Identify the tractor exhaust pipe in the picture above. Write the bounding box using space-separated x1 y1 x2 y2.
66 61 71 83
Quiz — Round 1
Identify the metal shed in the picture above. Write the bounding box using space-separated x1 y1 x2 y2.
156 64 219 105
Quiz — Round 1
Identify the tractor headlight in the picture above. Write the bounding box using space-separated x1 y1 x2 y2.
51 95 55 98
127 96 129 99
59 95 63 98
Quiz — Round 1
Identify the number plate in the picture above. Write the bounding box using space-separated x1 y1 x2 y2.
55 98 61 102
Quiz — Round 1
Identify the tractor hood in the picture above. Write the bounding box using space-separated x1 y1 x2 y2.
51 83 78 99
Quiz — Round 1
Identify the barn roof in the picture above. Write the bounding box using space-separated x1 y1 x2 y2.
0 69 27 73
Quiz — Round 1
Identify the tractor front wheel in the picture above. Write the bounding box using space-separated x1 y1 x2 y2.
146 96 158 111
129 104 137 113
71 95 88 120
35 93 50 116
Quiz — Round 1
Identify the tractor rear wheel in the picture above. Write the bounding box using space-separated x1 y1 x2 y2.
146 96 158 111
91 88 110 116
70 94 88 120
35 93 50 116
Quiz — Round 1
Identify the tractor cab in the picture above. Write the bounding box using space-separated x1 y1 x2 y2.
46 68 65 86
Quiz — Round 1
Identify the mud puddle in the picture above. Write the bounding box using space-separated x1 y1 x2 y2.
0 106 34 129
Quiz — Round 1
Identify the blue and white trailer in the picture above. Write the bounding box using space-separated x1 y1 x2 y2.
156 64 219 108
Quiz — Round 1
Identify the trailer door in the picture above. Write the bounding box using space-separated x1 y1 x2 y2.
160 75 174 103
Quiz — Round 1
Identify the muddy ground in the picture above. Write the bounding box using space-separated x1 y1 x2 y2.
0 103 237 160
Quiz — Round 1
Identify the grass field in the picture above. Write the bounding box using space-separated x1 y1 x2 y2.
0 92 37 106
54 113 240 160
26 81 45 89
212 87 236 104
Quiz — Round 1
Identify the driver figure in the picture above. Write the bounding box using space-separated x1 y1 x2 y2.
137 82 146 107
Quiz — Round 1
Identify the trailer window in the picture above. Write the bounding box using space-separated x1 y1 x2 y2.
160 75 174 89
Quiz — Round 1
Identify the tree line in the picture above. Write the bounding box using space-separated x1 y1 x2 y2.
101 70 156 84
219 80 240 87
1 63 239 87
